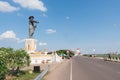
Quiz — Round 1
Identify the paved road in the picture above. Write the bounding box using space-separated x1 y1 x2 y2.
72 56 120 80
45 56 120 80
45 60 71 80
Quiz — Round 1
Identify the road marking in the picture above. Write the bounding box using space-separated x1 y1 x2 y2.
70 60 72 80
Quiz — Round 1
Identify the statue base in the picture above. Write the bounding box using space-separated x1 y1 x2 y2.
25 39 37 53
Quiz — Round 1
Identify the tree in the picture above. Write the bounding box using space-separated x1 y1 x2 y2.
14 49 30 74
5 48 15 70
56 49 75 59
0 50 8 79
0 47 31 78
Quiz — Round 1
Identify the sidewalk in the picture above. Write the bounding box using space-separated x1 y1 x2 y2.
43 59 70 80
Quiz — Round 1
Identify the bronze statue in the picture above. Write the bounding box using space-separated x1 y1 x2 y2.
29 16 39 38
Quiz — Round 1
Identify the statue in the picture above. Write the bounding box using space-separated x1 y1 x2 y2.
29 16 39 38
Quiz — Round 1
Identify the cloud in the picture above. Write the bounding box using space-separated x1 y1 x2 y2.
0 30 25 43
113 24 117 26
39 42 47 46
0 30 19 40
113 23 120 27
13 0 47 12
40 13 48 17
17 13 23 16
66 16 70 20
0 1 19 12
46 29 56 34
17 39 25 43
42 13 48 17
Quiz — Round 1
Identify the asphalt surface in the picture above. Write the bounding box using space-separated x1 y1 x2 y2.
45 56 120 80
73 56 120 80
45 60 71 80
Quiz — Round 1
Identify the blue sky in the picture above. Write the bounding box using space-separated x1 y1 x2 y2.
0 0 120 53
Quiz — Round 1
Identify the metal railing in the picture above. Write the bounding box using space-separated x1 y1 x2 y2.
34 65 50 80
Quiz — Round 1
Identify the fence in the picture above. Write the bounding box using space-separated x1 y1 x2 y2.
34 65 50 80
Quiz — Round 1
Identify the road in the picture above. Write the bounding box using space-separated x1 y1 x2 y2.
72 56 120 80
45 56 120 80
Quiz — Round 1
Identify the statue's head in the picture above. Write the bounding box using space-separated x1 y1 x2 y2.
29 16 34 19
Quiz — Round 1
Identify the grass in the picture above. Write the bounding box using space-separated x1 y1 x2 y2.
6 70 41 80
14 72 40 80
41 71 50 80
83 54 120 60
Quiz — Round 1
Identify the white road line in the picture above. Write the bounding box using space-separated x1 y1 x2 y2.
70 60 72 80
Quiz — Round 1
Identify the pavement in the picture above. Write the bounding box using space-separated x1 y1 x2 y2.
43 56 120 80
44 59 70 80
73 56 120 80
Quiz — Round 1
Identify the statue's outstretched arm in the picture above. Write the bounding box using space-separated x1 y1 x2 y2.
33 20 39 23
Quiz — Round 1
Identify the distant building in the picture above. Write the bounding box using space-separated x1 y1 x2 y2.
75 48 80 56
44 48 48 55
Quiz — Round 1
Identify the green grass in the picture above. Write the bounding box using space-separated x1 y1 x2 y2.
95 54 108 58
7 70 41 80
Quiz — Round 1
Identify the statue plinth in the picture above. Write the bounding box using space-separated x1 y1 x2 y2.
25 39 36 53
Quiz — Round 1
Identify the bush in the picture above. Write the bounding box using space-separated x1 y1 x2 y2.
0 51 8 79
56 49 75 59
0 47 30 79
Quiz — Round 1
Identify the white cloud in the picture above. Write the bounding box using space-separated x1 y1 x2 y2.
40 13 48 17
0 1 19 12
17 39 25 43
46 29 56 34
17 13 23 16
113 23 120 27
0 30 25 43
0 30 19 40
66 16 70 20
13 0 47 12
39 42 47 46
42 13 48 17
113 24 117 26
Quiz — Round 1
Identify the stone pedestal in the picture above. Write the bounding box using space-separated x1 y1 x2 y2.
25 39 36 53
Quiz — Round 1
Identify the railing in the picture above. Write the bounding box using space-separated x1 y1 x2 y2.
34 65 50 80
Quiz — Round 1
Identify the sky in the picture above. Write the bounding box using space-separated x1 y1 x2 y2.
0 0 120 54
